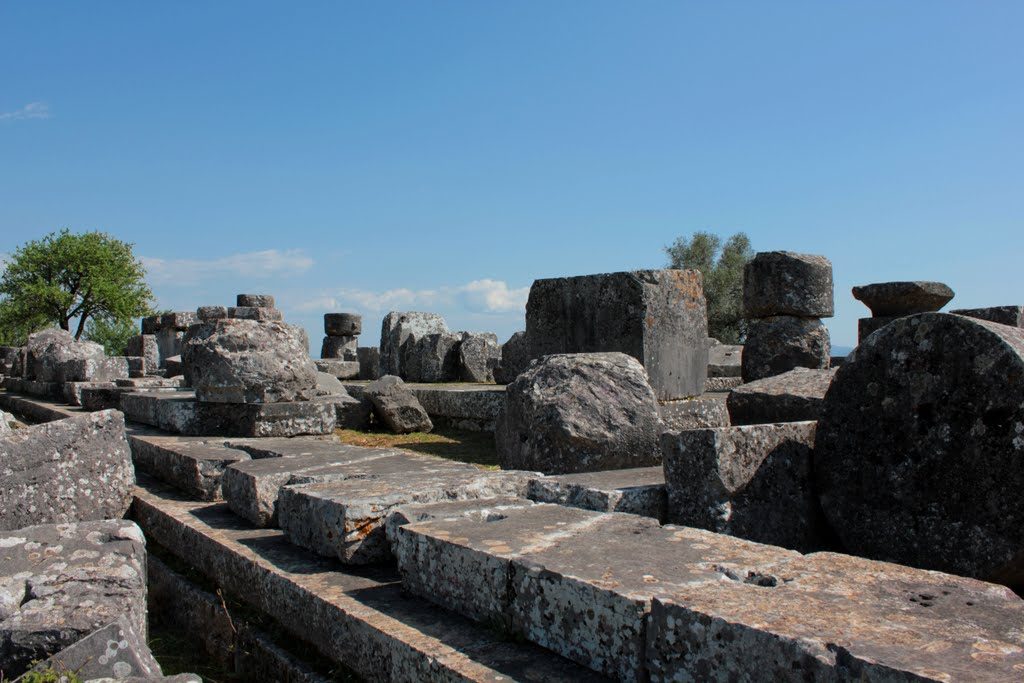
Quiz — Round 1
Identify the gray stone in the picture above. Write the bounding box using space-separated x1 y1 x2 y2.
364 375 432 433
526 269 709 400
657 395 730 430
196 305 228 321
237 294 275 308
0 410 12 433
952 305 1024 328
126 355 145 378
0 410 134 529
314 358 359 379
852 280 955 316
858 314 901 343
708 343 742 377
155 327 184 368
141 315 162 335
25 328 106 383
458 332 500 383
228 306 284 322
161 311 199 330
0 520 147 678
526 467 666 519
496 353 663 474
661 421 824 551
126 334 160 374
814 312 1024 585
183 319 318 403
128 433 251 501
742 315 830 381
356 346 381 380
704 376 743 392
81 386 127 411
20 615 162 682
493 331 529 384
742 251 834 318
164 354 183 378
320 334 357 360
409 384 505 432
403 332 463 383
379 311 449 377
331 392 372 430
324 313 362 336
315 371 346 395
62 355 129 383
384 497 536 548
62 380 117 407
728 367 836 425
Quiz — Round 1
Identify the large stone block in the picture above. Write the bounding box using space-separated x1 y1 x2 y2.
0 410 134 529
126 334 160 373
493 330 529 384
141 314 163 335
741 315 830 381
458 332 500 383
727 367 835 425
197 304 228 321
857 314 901 343
228 306 284 322
661 421 825 551
314 358 360 379
657 395 730 430
320 334 357 360
526 269 708 400
0 520 148 678
237 293 275 308
403 331 463 382
496 353 663 474
526 467 666 519
356 346 381 380
952 305 1024 328
129 433 251 501
24 328 105 382
379 311 449 377
852 281 954 316
324 312 362 336
161 311 199 330
708 343 742 377
742 251 834 318
364 375 432 433
156 327 184 367
60 354 129 382
814 312 1024 585
183 319 318 403
22 615 164 682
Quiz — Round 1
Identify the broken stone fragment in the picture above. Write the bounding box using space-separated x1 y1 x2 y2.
727 367 836 426
160 311 199 330
24 328 106 383
314 358 360 379
742 251 834 318
0 409 134 530
356 346 381 380
496 352 663 474
458 332 501 382
363 375 432 433
141 314 163 335
657 395 730 430
320 334 358 359
403 331 463 383
324 312 362 336
236 293 275 308
815 312 1024 586
741 315 830 382
228 306 284 322
852 280 954 316
379 311 449 378
951 304 1024 328
492 330 529 384
20 615 163 682
196 304 228 321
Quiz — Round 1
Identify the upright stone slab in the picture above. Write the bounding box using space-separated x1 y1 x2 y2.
493 331 529 384
742 251 834 318
814 312 1024 585
356 346 381 380
496 353 663 474
526 269 708 400
459 332 500 382
404 331 463 382
661 422 824 551
379 311 449 378
0 410 134 529
952 305 1024 328
742 316 830 381
852 281 954 316
156 327 184 368
126 334 160 374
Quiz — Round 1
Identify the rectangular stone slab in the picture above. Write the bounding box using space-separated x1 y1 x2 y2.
128 432 251 501
525 467 666 520
131 475 598 682
657 394 730 430
278 465 532 564
661 421 825 551
951 305 1024 328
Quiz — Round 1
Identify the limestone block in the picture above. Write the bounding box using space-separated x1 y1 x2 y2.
403 332 463 383
526 269 709 400
25 328 105 382
852 280 954 316
356 346 381 380
321 334 357 360
727 367 836 426
526 467 666 519
324 312 362 336
496 353 662 474
141 314 163 334
951 305 1024 328
742 251 834 318
858 314 901 343
379 311 449 377
742 315 830 382
459 332 500 382
128 434 251 501
315 359 360 380
364 375 432 433
228 306 284 322
156 327 184 368
197 304 228 321
161 311 199 330
126 334 160 374
657 395 730 430
493 331 529 384
237 294 275 308
708 343 742 377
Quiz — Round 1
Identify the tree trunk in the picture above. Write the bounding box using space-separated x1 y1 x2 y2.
74 314 88 340
60 318 70 331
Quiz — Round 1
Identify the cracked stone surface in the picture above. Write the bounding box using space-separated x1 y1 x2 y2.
742 315 830 382
743 251 834 318
727 367 836 426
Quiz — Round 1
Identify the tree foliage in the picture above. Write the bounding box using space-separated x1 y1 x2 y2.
0 229 153 344
665 231 753 344
84 315 139 356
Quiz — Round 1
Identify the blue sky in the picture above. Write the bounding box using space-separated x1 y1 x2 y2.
2 2 1021 351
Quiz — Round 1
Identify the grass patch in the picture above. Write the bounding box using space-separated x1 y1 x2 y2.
148 623 241 683
335 427 499 470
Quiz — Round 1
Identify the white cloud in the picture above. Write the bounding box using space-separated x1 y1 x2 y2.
0 102 50 122
299 278 528 315
142 249 314 285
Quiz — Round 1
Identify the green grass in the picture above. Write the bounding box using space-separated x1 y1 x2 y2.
335 427 499 469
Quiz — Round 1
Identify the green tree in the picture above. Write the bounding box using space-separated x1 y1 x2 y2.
84 315 139 356
665 231 753 344
0 229 153 344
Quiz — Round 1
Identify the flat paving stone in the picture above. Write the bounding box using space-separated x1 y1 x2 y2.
128 431 251 501
526 467 666 520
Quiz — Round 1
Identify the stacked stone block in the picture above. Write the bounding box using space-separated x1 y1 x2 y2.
741 251 833 382
853 280 954 342
321 312 361 360
229 293 283 322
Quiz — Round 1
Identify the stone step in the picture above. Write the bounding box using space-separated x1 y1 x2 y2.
0 390 83 422
345 380 505 432
392 503 1024 682
128 431 252 501
525 467 666 520
656 394 729 430
131 475 600 681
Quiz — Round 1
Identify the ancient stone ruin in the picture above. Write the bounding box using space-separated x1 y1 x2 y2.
1 271 1023 682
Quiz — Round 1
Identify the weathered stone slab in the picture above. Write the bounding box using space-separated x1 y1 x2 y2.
0 410 13 434
229 305 284 321
379 311 449 378
324 312 362 336
126 355 145 377
356 346 380 380
0 520 147 678
0 410 134 529
403 331 463 383
162 311 199 330
129 432 251 500
278 465 530 564
384 497 535 547
743 251 834 318
25 328 106 383
314 358 360 379
704 376 742 392
412 384 504 432
61 380 116 406
952 304 1024 328
852 280 954 316
727 367 836 426
183 319 318 403
0 393 81 423
526 467 666 519
493 330 529 384
661 421 824 551
221 445 399 526
21 379 60 399
858 314 901 342
657 395 730 430
21 615 163 682
131 476 600 682
320 334 357 360
526 269 708 400
815 312 1024 585
459 332 500 383
742 315 830 381
237 293 275 308
197 304 228 321
156 327 184 367
364 375 432 433
707 343 742 377
126 334 160 373
497 353 663 474
116 376 186 389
